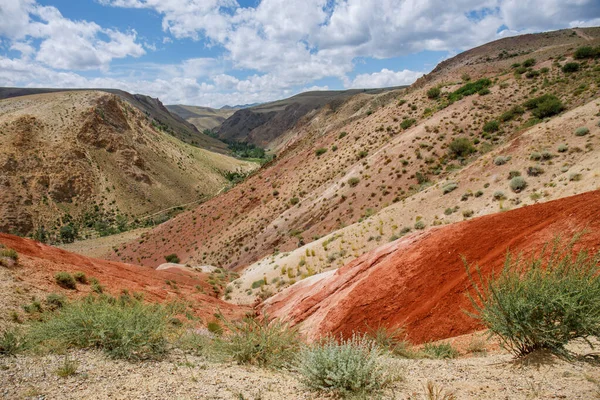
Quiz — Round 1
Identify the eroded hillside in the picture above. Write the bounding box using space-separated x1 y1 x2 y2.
111 28 599 306
0 91 257 241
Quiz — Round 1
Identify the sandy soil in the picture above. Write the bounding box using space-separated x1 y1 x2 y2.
1 342 599 399
58 228 151 259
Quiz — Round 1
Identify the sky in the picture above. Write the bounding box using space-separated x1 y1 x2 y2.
0 1 599 108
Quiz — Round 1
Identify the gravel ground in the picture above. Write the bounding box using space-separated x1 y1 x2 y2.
2 346 599 400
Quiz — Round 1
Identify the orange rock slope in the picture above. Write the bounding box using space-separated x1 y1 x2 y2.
263 190 600 344
0 233 246 321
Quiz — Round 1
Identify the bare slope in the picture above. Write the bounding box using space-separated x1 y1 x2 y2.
263 190 600 343
0 90 256 240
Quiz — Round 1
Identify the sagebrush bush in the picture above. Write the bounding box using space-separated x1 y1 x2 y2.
509 176 527 192
574 126 589 136
28 295 171 360
55 272 76 289
442 183 458 194
297 334 399 397
217 316 300 368
494 156 508 165
466 234 600 357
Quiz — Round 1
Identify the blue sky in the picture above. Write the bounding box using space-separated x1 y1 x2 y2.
1 0 599 107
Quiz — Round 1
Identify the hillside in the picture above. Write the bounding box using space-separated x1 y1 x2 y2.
0 88 228 153
166 104 237 133
0 90 257 242
217 87 404 149
109 27 600 291
0 233 245 327
263 190 600 343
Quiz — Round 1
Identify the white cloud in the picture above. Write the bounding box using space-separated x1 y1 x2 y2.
347 69 424 89
2 0 600 107
0 0 145 70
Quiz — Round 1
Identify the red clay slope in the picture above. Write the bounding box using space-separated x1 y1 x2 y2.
263 190 600 344
0 233 246 321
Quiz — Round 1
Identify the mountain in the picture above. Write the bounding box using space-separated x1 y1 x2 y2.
166 104 237 133
220 103 261 110
217 88 405 149
0 89 257 241
0 87 228 153
109 26 600 303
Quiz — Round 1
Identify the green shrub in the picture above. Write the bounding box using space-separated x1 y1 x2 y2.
400 118 416 130
478 87 490 95
574 46 599 59
527 165 544 176
569 172 583 182
0 247 18 261
251 279 265 289
442 183 458 194
422 342 459 359
448 137 476 158
55 272 76 290
73 272 87 284
493 191 506 200
414 220 426 230
541 151 553 160
462 209 474 218
46 293 67 310
207 320 223 335
574 126 589 136
483 120 499 133
494 156 508 165
217 317 299 368
364 325 414 358
466 235 600 357
289 197 299 205
508 170 521 179
522 58 536 67
523 94 564 119
297 334 398 396
530 152 542 161
28 295 170 360
447 78 492 103
509 176 527 192
315 148 327 156
562 62 580 73
0 328 25 356
164 253 180 263
347 177 360 187
427 87 441 99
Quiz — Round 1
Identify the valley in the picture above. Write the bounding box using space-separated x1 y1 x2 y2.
2 24 600 400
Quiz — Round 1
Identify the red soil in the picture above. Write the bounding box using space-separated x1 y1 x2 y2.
263 190 600 344
0 233 246 321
